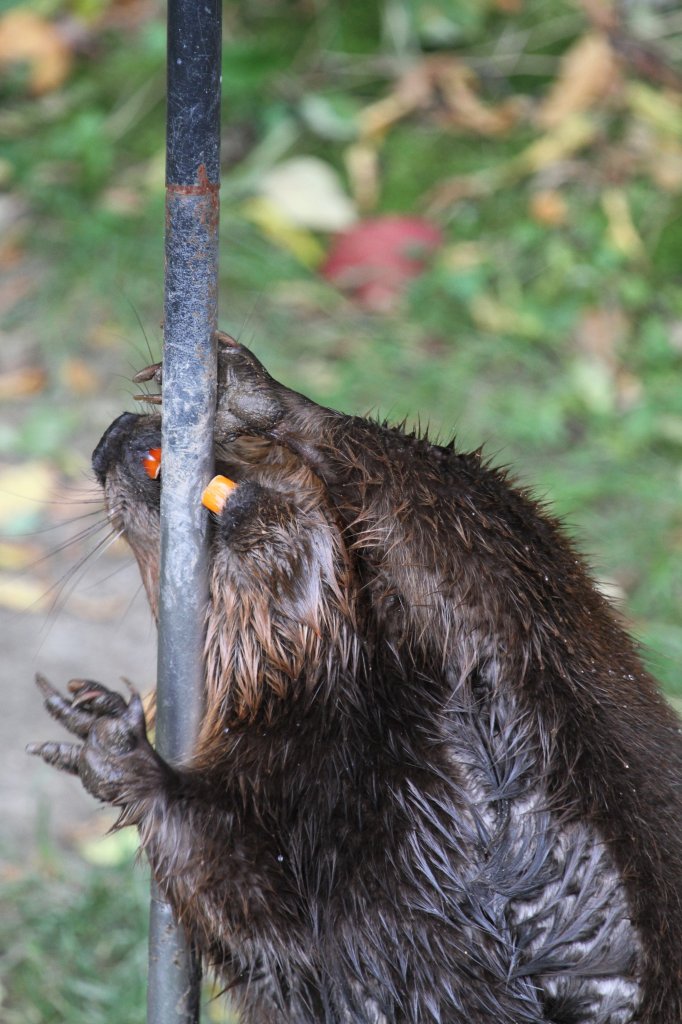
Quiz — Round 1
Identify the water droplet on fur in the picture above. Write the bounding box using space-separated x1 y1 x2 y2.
276 854 285 862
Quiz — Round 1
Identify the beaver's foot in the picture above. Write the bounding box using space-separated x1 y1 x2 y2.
27 675 171 806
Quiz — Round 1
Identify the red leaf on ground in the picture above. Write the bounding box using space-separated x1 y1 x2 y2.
321 216 442 312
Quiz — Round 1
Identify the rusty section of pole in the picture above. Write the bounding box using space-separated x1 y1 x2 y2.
148 2 222 1022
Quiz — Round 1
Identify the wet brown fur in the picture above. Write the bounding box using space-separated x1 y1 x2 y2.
34 343 682 1023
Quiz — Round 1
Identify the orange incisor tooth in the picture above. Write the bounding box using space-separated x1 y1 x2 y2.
143 447 162 479
202 475 237 514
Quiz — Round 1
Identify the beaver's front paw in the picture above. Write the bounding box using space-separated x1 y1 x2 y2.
213 331 293 439
134 333 296 439
27 675 171 806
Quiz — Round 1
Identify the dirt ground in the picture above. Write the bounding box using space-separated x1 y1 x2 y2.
0 553 157 857
0 360 160 862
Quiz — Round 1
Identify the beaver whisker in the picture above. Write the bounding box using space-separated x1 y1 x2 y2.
35 523 126 628
22 516 116 572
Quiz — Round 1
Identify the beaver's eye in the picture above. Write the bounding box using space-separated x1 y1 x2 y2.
201 475 238 514
143 447 162 480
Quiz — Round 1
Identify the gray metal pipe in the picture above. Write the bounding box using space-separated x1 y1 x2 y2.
147 2 222 1022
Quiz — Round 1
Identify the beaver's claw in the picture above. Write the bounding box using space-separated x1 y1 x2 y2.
132 362 163 405
134 332 294 439
132 363 162 386
28 675 166 805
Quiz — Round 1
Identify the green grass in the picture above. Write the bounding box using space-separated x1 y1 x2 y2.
0 849 149 1024
0 840 238 1023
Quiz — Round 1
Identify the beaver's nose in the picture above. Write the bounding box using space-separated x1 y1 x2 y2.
92 412 142 486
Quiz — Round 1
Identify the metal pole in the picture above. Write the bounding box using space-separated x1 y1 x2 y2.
147 2 222 1022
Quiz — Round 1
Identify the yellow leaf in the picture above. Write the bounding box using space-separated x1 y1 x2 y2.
434 60 520 137
241 197 325 267
470 293 543 339
0 9 72 95
78 826 139 866
513 114 597 175
626 82 682 139
441 242 486 270
359 91 418 140
0 463 57 528
345 142 380 212
429 115 596 212
260 157 356 232
0 540 41 570
0 574 48 612
649 144 682 193
601 189 645 259
538 33 618 130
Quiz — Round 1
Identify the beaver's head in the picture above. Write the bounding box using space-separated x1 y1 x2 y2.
92 412 361 734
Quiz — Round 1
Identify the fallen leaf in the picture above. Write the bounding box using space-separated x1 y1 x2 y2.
241 197 325 267
0 462 57 532
0 365 47 401
358 90 422 139
299 93 359 142
538 32 618 129
470 293 544 339
76 824 137 866
321 217 442 312
574 305 628 368
344 142 380 212
571 359 615 414
441 242 486 270
0 9 72 95
648 145 682 193
359 56 519 140
514 114 597 176
656 415 682 446
0 540 41 570
260 157 357 232
87 322 129 350
601 188 644 259
100 185 144 216
0 574 48 612
572 304 640 412
595 576 626 605
529 189 568 226
431 58 520 136
60 357 100 395
615 369 642 412
627 82 682 139
0 272 35 316
0 237 25 271
429 114 596 211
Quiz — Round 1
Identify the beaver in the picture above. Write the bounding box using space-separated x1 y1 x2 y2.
29 335 682 1023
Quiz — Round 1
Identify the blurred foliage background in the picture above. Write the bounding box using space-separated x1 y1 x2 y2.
1 0 682 1020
